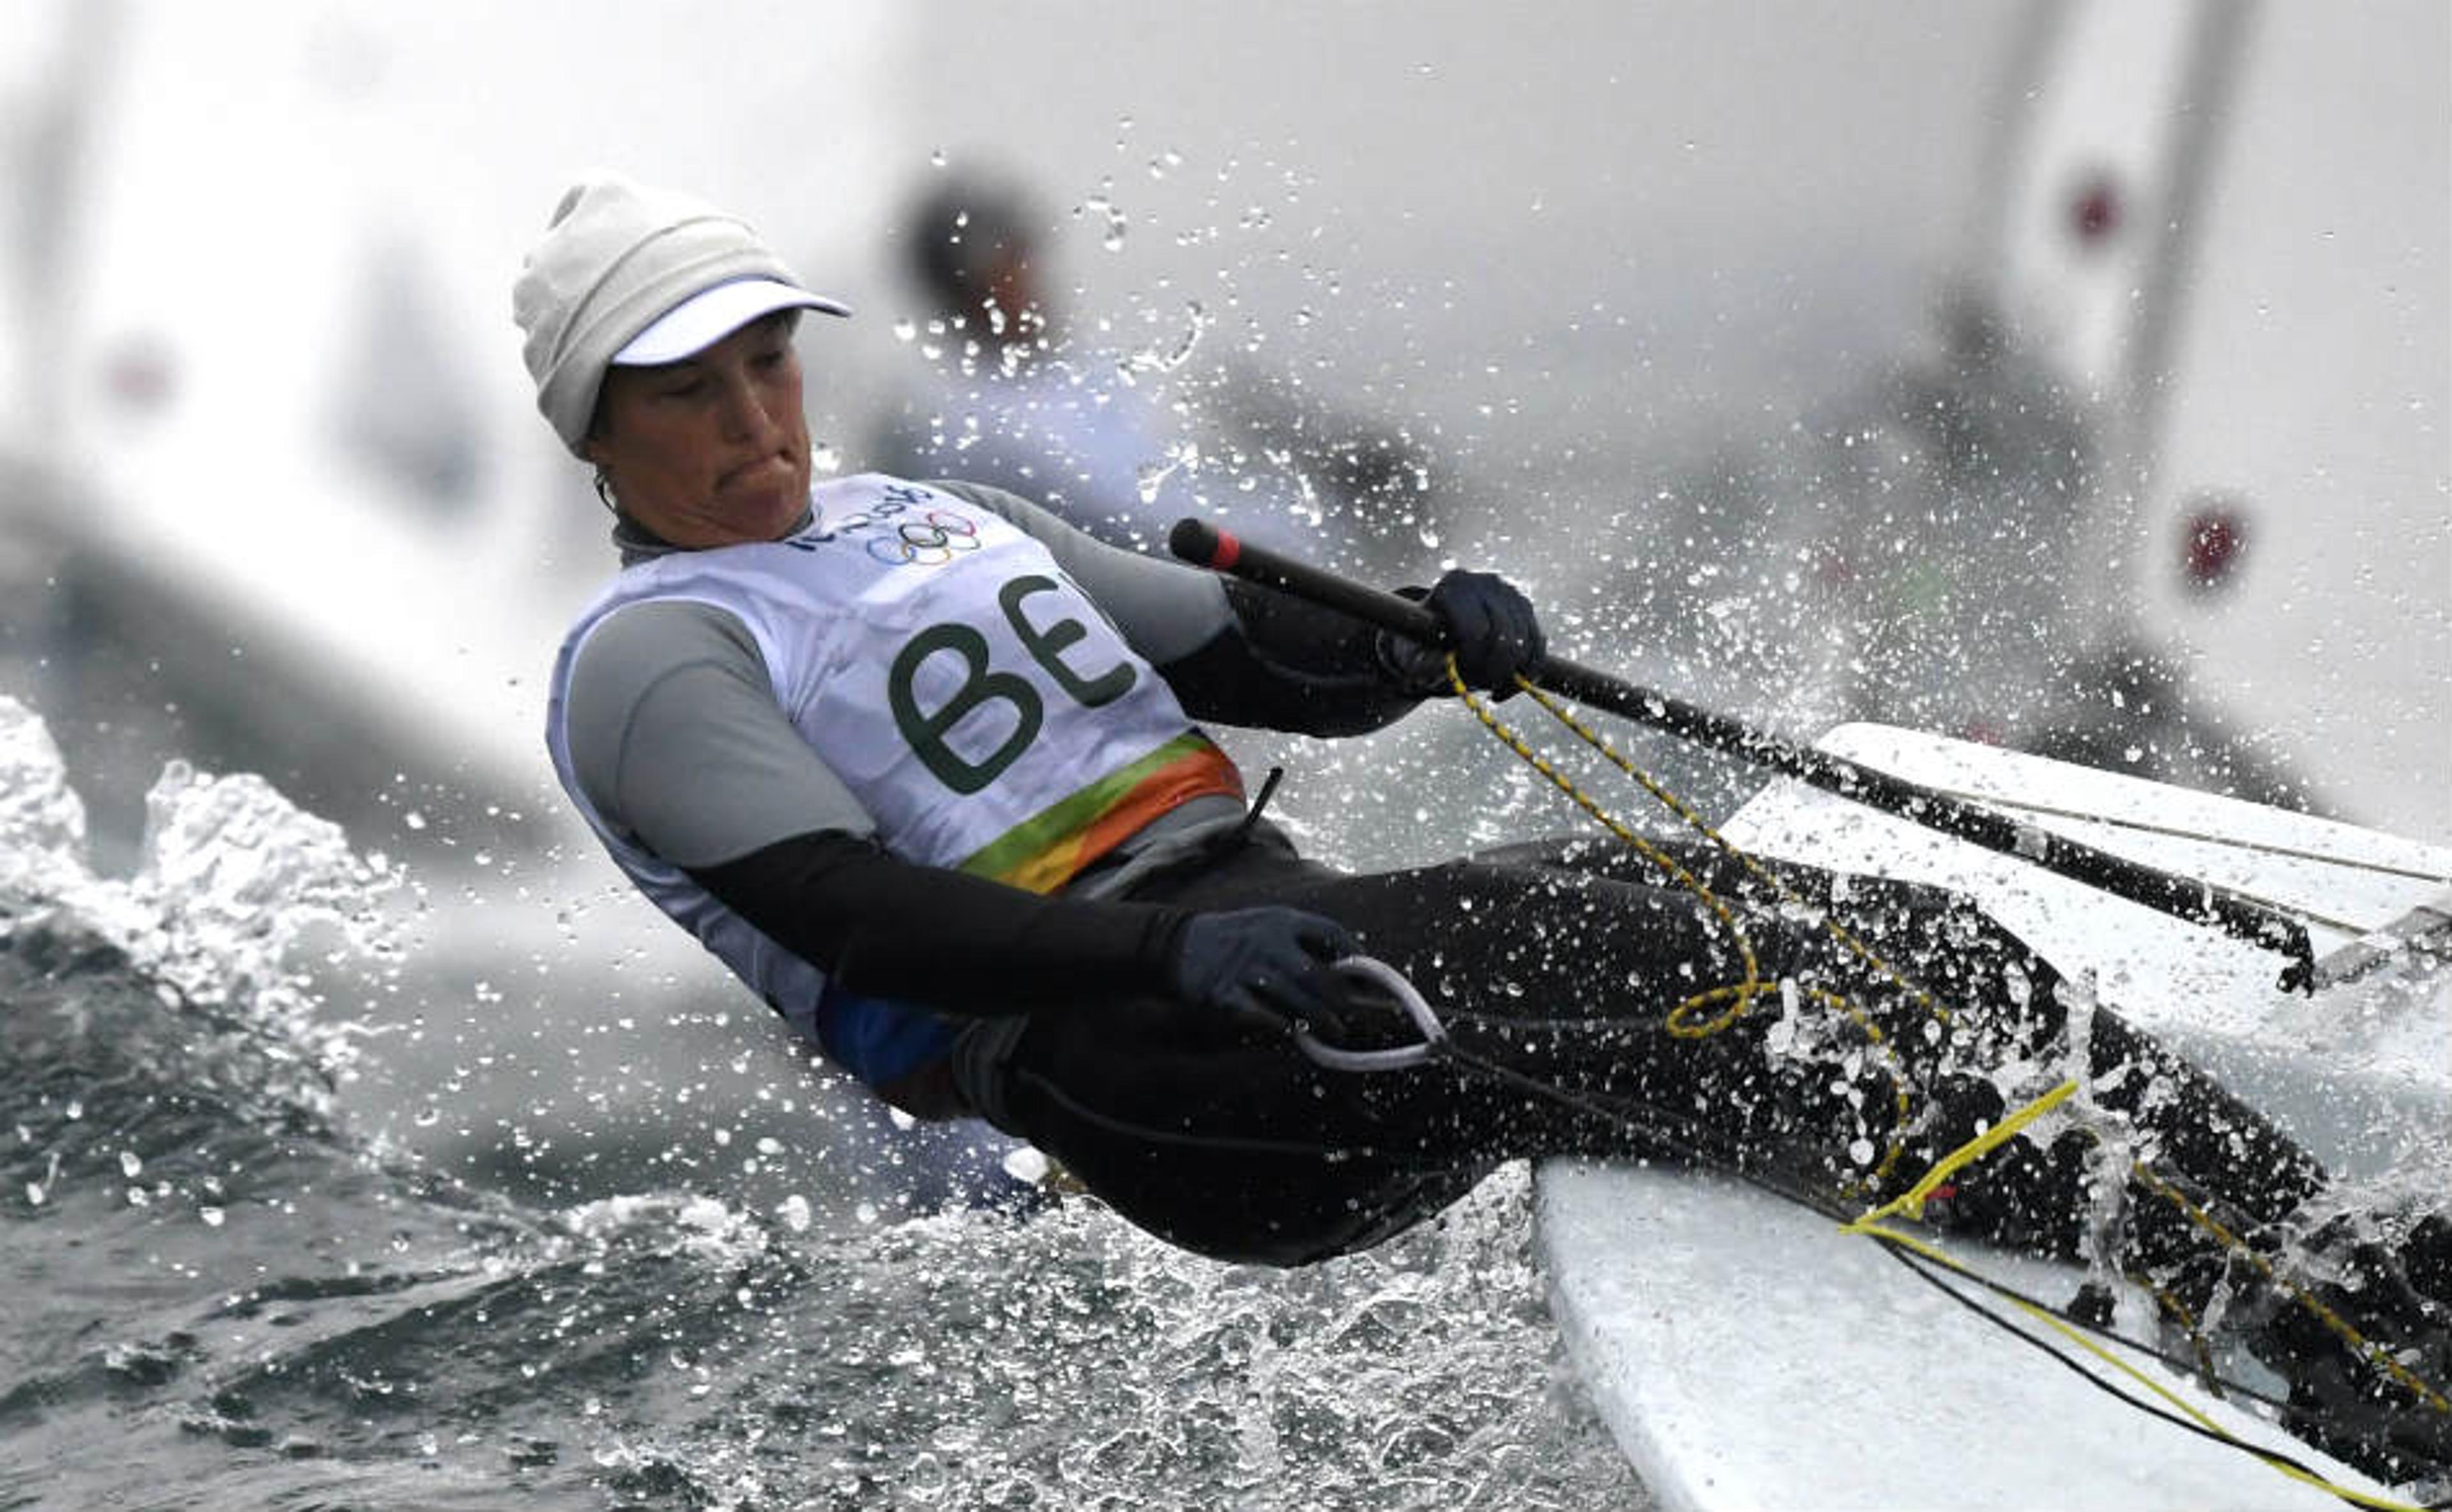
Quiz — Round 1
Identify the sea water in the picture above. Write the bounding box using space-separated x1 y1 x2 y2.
0 693 1648 1511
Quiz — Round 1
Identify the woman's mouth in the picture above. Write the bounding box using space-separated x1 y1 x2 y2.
721 452 792 489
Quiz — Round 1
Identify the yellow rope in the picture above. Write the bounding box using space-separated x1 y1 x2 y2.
1444 663 1916 1184
1842 1078 2078 1230
1514 677 1951 1029
1838 1078 2426 1511
2127 1163 2452 1417
1850 1216 2425 1512
2140 1276 2225 1397
1444 659 2446 1495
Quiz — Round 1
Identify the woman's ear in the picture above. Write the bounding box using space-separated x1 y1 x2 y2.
580 379 619 466
580 408 621 472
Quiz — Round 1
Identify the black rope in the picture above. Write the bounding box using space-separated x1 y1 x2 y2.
1874 1237 2398 1504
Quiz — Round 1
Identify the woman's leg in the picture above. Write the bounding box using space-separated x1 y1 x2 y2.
974 845 1694 1266
1229 839 2448 1481
982 992 1514 1266
978 835 2444 1478
1138 840 2338 1269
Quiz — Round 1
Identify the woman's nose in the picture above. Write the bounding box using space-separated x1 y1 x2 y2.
718 374 778 441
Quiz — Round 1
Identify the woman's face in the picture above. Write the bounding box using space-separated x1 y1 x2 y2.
585 313 813 547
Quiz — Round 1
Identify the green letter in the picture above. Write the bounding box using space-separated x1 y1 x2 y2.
1000 575 1135 707
889 624 1041 794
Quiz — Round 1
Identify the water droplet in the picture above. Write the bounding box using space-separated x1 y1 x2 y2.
1078 194 1128 252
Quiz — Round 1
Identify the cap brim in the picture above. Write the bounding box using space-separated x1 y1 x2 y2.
612 277 851 366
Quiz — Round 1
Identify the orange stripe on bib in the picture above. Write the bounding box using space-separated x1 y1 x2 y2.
960 734 1245 895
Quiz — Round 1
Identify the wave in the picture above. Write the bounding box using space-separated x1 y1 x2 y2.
0 693 1645 1509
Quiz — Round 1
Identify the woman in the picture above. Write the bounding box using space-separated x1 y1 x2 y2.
516 175 2446 1483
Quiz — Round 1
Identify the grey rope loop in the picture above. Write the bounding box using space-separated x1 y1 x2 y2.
1292 955 1448 1073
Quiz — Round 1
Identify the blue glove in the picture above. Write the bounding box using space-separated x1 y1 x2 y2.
1166 907 1359 1032
1379 568 1546 699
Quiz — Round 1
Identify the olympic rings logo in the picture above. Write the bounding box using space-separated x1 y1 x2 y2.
786 486 985 567
865 510 983 567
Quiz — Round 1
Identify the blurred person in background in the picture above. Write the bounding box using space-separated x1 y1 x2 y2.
871 170 1442 578
514 173 2451 1489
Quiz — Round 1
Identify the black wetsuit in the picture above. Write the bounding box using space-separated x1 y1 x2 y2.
948 829 2319 1271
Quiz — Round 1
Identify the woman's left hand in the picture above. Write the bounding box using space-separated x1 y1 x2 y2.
1381 569 1547 697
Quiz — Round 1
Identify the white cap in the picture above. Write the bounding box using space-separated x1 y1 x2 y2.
612 276 850 367
513 172 852 452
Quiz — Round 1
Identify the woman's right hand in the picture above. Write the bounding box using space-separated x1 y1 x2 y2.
1165 907 1358 1032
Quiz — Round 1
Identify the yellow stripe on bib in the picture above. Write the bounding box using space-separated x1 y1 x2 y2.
958 733 1245 895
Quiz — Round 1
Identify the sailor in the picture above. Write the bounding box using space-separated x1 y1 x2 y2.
516 175 2448 1485
868 168 1440 575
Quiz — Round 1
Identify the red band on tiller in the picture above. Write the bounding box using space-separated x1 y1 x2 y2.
1210 528 1242 570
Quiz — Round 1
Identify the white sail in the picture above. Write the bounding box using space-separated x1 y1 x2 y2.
1975 0 2449 841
